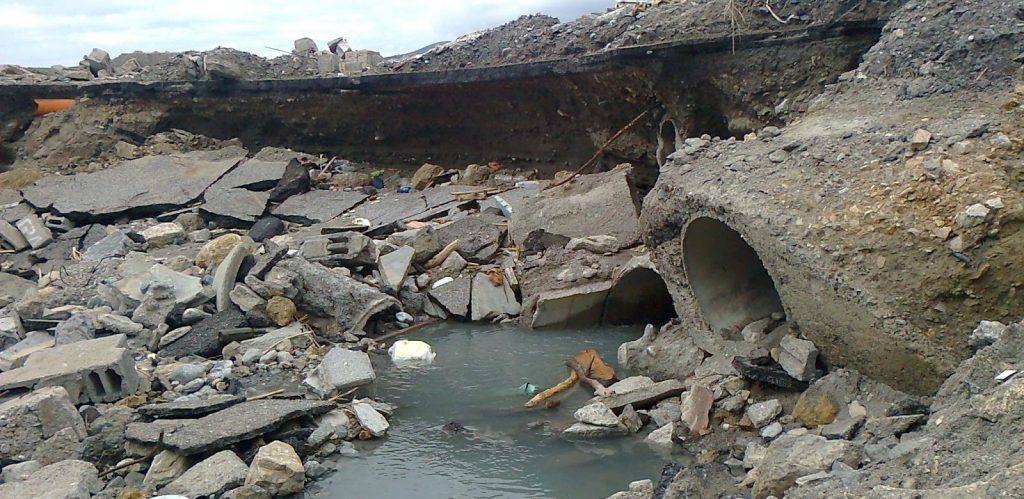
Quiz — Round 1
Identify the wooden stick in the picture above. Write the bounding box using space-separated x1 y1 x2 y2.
546 107 653 190
524 371 579 408
247 388 285 401
425 240 460 269
567 359 613 397
374 318 439 342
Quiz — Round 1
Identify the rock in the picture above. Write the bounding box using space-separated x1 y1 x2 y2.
619 404 643 433
53 312 97 345
909 129 932 150
411 163 444 190
249 217 285 242
434 216 503 262
510 165 640 247
229 283 266 312
470 272 520 320
859 415 924 442
969 320 1008 349
96 314 145 336
114 263 206 308
594 379 686 412
304 347 377 397
245 441 305 496
266 158 312 202
197 233 244 268
278 257 399 336
0 459 100 499
744 441 768 469
15 214 53 248
379 245 415 291
746 399 783 429
352 402 389 437
294 37 318 55
159 307 247 358
760 421 784 439
1 460 40 483
0 272 34 303
0 219 29 250
821 415 865 440
778 335 818 381
141 222 184 248
387 227 441 264
748 434 863 498
608 376 655 394
793 389 841 428
0 335 138 404
566 235 620 254
644 422 676 448
732 356 808 390
215 243 253 311
530 281 612 328
680 386 714 435
272 190 367 225
23 148 246 221
563 422 629 438
174 212 206 231
522 229 570 253
139 394 244 418
265 296 296 326
0 386 87 464
574 402 620 427
163 450 248 497
168 362 209 385
957 203 992 228
152 399 332 455
428 276 472 317
0 331 54 371
84 48 113 74
143 449 190 487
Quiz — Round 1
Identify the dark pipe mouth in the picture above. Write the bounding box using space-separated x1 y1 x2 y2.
682 217 784 335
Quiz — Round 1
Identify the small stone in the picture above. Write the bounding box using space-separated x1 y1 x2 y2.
778 336 818 381
984 197 1005 210
768 149 790 163
969 320 1008 349
143 449 190 487
395 311 414 323
351 402 389 437
574 403 620 427
563 422 629 438
244 440 305 496
644 422 676 448
174 212 206 231
265 296 296 326
141 222 185 248
229 283 266 312
248 217 285 242
909 129 932 150
196 233 244 268
760 421 784 439
746 399 783 428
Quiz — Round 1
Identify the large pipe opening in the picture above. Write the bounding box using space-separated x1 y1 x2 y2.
603 267 676 326
683 217 784 335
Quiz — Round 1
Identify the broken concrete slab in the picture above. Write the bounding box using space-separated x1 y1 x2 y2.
159 307 248 359
342 185 464 231
563 422 629 438
272 189 368 224
531 281 612 328
307 231 378 267
0 331 54 371
114 263 206 308
590 379 686 412
0 334 139 404
434 216 503 262
379 245 414 291
277 257 399 335
162 450 248 497
470 272 520 321
202 187 271 224
0 459 101 499
22 147 247 221
428 276 472 317
304 347 377 397
510 165 640 248
0 386 87 464
159 399 333 455
138 394 244 419
80 230 131 261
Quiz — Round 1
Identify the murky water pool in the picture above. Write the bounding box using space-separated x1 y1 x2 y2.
311 323 678 499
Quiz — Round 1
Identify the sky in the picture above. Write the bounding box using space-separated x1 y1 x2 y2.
0 0 614 67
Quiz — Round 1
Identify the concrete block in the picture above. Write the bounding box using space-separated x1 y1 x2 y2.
0 334 139 403
0 386 87 463
15 214 53 249
304 347 376 397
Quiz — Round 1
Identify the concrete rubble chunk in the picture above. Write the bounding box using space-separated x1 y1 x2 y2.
434 216 503 262
748 433 863 498
386 227 440 264
196 233 244 268
0 219 29 250
746 399 783 429
278 257 400 336
139 394 245 418
159 307 247 358
304 347 377 397
215 242 253 311
379 245 415 291
141 222 185 248
778 335 818 381
272 190 368 225
22 147 247 221
0 331 54 371
644 421 676 448
411 163 444 190
342 185 463 231
114 262 206 308
144 449 191 487
563 421 629 438
238 322 304 358
680 386 714 435
0 460 40 483
470 272 520 321
16 214 53 248
0 386 87 464
0 272 34 303
162 450 248 497
230 283 267 312
352 402 390 437
566 234 620 254
510 165 640 247
0 459 100 499
428 276 472 317
592 379 686 412
608 376 655 394
159 399 333 455
531 281 612 328
294 37 318 55
245 440 306 495
574 402 620 427
0 334 139 404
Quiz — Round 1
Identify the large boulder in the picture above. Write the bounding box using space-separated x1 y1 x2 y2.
245 440 305 496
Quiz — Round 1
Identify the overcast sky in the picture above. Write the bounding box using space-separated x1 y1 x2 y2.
1 0 613 67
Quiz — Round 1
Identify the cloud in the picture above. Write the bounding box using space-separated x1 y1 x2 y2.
0 0 612 67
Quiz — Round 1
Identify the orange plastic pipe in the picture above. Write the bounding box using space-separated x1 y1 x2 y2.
33 99 75 116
